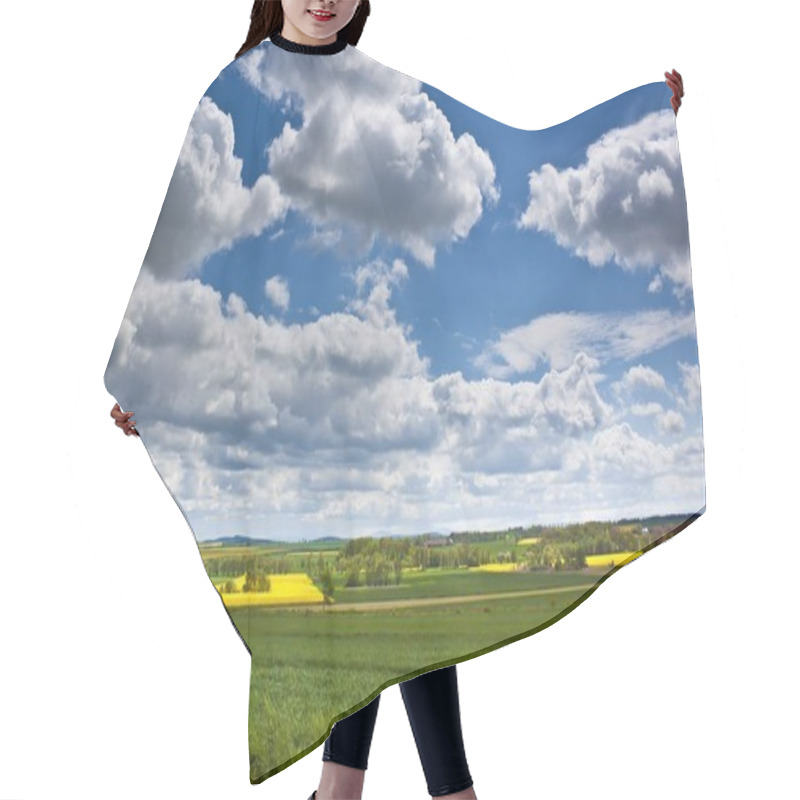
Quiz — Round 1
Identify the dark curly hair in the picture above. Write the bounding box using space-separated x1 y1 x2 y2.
236 1 372 59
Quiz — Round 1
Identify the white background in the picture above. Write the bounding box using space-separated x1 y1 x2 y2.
1 1 796 798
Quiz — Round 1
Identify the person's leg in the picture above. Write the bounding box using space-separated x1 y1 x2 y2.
400 665 476 799
315 694 381 800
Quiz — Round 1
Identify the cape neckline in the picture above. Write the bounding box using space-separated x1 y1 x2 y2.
269 31 348 55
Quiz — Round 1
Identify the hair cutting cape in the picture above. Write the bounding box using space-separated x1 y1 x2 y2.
104 35 705 784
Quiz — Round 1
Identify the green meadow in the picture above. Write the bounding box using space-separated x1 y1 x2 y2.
195 512 699 781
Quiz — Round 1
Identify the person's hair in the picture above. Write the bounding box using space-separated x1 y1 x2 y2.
236 0 371 59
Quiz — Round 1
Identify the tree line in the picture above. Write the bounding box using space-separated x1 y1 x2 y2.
205 519 673 590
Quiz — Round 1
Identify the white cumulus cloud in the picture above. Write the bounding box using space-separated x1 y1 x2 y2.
517 109 692 294
657 409 686 435
265 275 290 312
616 364 669 394
143 96 289 280
678 361 702 411
236 45 499 267
105 264 704 539
630 402 664 417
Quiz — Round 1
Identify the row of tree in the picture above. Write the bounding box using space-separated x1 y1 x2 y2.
207 519 677 591
219 568 271 593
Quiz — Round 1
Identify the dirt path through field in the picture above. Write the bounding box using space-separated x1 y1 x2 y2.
295 583 599 613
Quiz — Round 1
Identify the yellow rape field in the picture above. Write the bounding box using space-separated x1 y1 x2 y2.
585 551 641 568
470 563 520 572
216 572 325 608
517 537 540 546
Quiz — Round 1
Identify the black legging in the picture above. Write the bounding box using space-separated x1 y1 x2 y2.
323 664 474 797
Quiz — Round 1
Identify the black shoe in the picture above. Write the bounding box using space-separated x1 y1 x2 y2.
307 792 317 800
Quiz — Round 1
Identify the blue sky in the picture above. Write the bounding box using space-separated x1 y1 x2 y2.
200 61 695 383
105 40 704 541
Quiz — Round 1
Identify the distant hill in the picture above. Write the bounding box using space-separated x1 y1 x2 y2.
200 535 279 547
305 536 346 544
200 534 349 547
612 513 699 527
197 515 692 549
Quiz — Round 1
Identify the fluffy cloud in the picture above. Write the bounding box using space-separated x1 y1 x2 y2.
618 364 669 393
265 275 290 312
476 309 696 377
236 45 499 267
678 361 702 411
609 364 695 437
609 364 669 406
143 97 289 280
630 402 664 417
106 261 612 463
589 422 672 479
657 409 686 435
517 109 692 294
106 262 705 539
432 352 613 475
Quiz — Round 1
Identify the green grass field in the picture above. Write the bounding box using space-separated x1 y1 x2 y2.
230 568 597 781
197 511 699 781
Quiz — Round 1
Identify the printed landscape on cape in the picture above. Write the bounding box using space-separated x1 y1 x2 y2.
104 38 705 782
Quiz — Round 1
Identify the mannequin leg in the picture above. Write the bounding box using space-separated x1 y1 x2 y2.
315 666 476 799
400 665 476 798
316 694 381 800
